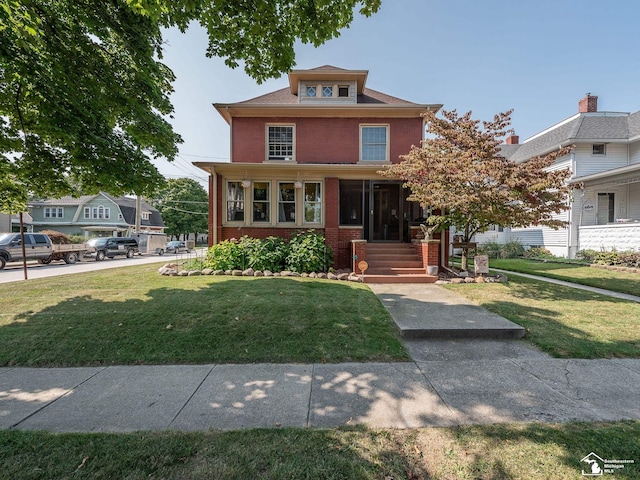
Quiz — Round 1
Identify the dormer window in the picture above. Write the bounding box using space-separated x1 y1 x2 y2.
592 143 606 155
338 86 349 97
305 86 316 97
322 86 333 97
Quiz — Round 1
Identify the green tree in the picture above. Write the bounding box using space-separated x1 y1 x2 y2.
382 109 575 270
151 178 208 240
0 0 381 213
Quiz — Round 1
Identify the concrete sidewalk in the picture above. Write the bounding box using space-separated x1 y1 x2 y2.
1 284 638 433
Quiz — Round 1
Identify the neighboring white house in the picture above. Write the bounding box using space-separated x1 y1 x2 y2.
474 94 640 257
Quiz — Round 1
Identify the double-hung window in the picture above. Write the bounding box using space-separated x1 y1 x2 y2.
252 182 270 222
278 183 296 222
267 125 294 161
227 181 245 221
360 125 389 161
303 182 322 224
44 207 63 218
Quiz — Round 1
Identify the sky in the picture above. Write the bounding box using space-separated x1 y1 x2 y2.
155 0 640 185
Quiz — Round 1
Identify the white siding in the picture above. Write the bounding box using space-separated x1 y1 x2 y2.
298 80 356 105
579 223 640 251
574 143 629 177
630 141 640 165
578 186 628 226
548 154 572 172
629 182 640 220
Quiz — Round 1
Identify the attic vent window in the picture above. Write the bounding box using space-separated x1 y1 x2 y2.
592 143 606 155
322 86 333 97
338 86 349 97
305 86 316 97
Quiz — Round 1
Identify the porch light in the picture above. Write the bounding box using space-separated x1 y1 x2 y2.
242 179 252 188
294 181 303 189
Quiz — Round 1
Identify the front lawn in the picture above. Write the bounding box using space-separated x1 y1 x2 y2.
1 422 638 479
0 264 409 367
445 274 640 358
487 258 640 297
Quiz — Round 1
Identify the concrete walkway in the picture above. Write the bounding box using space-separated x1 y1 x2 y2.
1 284 638 433
490 268 640 303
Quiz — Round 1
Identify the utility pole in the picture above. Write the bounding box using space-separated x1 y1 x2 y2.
135 195 142 234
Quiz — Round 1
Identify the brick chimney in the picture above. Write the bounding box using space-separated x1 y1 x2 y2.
505 134 519 145
578 93 598 113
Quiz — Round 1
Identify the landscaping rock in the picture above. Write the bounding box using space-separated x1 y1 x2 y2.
309 272 317 278
450 278 463 284
225 270 232 275
231 270 243 276
263 270 273 277
337 273 350 281
316 273 327 279
213 270 225 275
327 272 338 280
201 268 213 275
178 270 188 276
242 268 255 276
348 274 362 282
464 277 475 283
188 270 201 276
254 271 264 277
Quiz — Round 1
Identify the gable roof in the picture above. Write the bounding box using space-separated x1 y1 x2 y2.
29 193 164 228
503 111 640 162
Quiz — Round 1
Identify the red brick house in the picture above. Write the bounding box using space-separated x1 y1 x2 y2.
194 66 444 281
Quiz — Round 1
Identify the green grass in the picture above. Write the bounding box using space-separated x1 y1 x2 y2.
0 264 409 367
445 274 640 358
487 258 640 297
1 422 638 479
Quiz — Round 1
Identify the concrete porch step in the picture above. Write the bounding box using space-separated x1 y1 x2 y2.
363 273 437 284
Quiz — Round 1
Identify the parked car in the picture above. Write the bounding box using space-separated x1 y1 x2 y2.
0 232 88 270
86 237 139 261
165 240 191 253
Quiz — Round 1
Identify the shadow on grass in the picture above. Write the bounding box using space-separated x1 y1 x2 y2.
0 277 409 367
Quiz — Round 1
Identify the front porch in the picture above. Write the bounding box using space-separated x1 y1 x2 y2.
578 222 640 251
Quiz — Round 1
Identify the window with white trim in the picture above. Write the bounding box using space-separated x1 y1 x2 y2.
360 125 389 161
227 181 245 222
141 212 150 221
322 85 333 97
84 207 90 219
267 125 294 160
338 85 349 97
305 86 316 97
592 143 606 155
44 207 63 218
303 182 322 223
278 182 296 222
252 182 270 222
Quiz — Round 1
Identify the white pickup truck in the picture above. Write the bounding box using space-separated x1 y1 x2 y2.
0 232 89 270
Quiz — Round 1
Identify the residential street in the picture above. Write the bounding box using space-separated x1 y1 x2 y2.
0 250 204 284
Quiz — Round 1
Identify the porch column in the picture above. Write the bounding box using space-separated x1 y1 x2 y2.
420 239 440 275
351 239 367 274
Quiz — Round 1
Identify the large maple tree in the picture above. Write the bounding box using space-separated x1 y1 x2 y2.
0 0 381 212
382 109 575 270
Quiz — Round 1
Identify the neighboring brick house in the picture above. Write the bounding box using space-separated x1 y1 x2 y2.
194 66 445 276
28 192 165 237
476 94 640 257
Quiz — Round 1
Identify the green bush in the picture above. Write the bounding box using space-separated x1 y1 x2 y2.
204 231 333 273
591 249 640 267
577 249 598 263
523 247 555 259
285 230 333 273
243 236 289 272
500 240 525 258
205 239 246 270
476 241 502 259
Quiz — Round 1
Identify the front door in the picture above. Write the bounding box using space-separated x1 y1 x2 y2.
369 182 402 242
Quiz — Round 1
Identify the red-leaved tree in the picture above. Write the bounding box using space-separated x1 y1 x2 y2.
382 109 575 270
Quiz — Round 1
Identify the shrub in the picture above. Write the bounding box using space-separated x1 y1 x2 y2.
285 230 333 273
500 240 525 258
205 239 245 270
524 247 555 259
577 249 598 263
243 236 289 272
477 241 502 259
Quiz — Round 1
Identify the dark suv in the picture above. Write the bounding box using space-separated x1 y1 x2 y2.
86 237 139 261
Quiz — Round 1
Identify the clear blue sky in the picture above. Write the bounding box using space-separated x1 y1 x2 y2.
156 0 640 184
